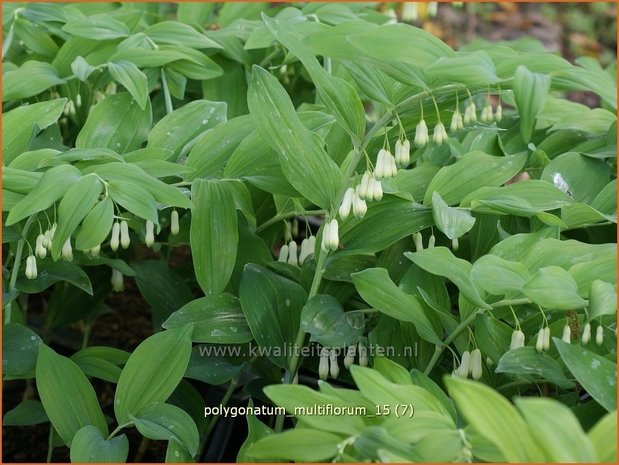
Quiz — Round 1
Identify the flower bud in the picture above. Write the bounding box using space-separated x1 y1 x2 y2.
413 232 424 251
339 187 355 220
170 210 180 236
402 2 418 21
428 2 438 16
319 347 330 380
543 327 551 350
89 244 101 257
120 220 130 249
428 234 436 248
470 349 483 380
464 102 477 124
287 241 298 267
278 244 289 262
329 350 340 379
433 122 448 145
535 328 545 352
596 326 604 345
481 104 493 123
329 219 339 250
76 94 82 108
582 323 591 344
298 237 312 265
395 139 410 167
450 110 464 132
457 351 471 378
61 238 73 261
371 178 383 201
495 104 503 122
292 219 299 238
358 171 372 201
111 269 124 292
486 356 494 366
374 149 386 179
308 235 316 251
145 220 155 247
110 222 120 251
25 255 37 280
510 330 525 350
35 234 47 259
358 341 369 367
451 237 459 251
321 223 331 253
352 191 367 218
414 119 429 147
344 344 356 369
562 324 571 343
105 81 117 95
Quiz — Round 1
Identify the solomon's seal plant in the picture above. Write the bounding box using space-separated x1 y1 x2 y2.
2 2 617 463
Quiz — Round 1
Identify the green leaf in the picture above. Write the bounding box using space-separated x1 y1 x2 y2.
471 255 530 296
445 378 544 462
163 294 253 344
190 179 238 295
426 50 499 87
2 324 42 377
423 152 527 205
554 339 616 412
588 411 617 462
522 266 588 310
166 440 194 463
71 56 98 81
185 346 244 386
513 65 551 142
300 294 364 347
14 17 58 57
351 268 440 343
107 61 149 110
239 264 307 368
177 3 214 27
76 93 152 153
166 46 223 80
589 279 617 320
3 98 66 164
247 429 341 462
75 197 114 251
107 180 159 224
70 426 129 463
146 100 226 161
114 325 193 424
131 402 199 457
515 398 596 462
51 174 103 260
16 259 93 295
6 164 81 226
496 347 574 389
36 345 108 446
3 400 48 426
62 14 130 40
237 399 274 462
2 61 64 101
247 65 341 210
569 256 616 297
461 180 573 211
144 21 221 49
405 247 490 309
431 191 476 240
541 152 610 204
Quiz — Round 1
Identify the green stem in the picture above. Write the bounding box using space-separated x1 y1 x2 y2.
107 422 131 441
424 309 485 375
202 378 238 445
46 425 54 463
160 69 173 115
492 298 531 308
256 209 326 234
2 20 15 59
5 216 35 324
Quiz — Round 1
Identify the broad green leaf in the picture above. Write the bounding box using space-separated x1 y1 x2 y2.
461 180 573 211
36 345 108 446
185 346 244 386
107 180 158 224
561 203 614 228
163 294 253 344
513 65 551 142
2 165 43 192
2 400 48 426
471 255 530 296
75 197 114 251
541 152 610 204
16 259 93 295
588 411 617 462
2 324 41 377
474 313 512 364
551 107 616 134
131 260 194 328
405 247 490 309
247 66 341 209
3 98 66 164
76 93 152 153
515 398 596 462
6 164 82 227
237 399 274 462
569 256 616 297
177 2 214 27
591 179 616 215
144 21 221 49
165 46 223 80
248 429 341 462
166 440 195 463
431 191 476 240
351 268 440 343
554 339 616 412
62 14 130 40
72 355 122 384
14 17 58 57
70 426 129 463
190 179 238 295
589 280 617 320
521 238 615 272
107 61 149 110
131 402 199 457
239 264 307 368
51 174 103 260
300 294 364 347
265 384 365 435
423 152 527 205
114 325 193 424
426 50 499 87
522 266 588 310
496 347 574 389
147 100 227 161
71 56 98 81
2 61 64 101
445 378 544 462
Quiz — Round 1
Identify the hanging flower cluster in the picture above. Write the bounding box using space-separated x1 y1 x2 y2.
278 236 316 266
453 349 483 380
318 342 369 381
